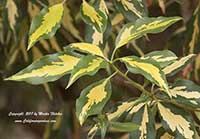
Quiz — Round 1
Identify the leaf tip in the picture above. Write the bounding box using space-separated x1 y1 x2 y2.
65 83 71 90
4 76 13 81
27 44 32 51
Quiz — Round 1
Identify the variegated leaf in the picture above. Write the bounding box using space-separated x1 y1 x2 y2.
130 105 156 139
5 52 80 84
163 54 196 76
157 103 195 139
68 43 105 58
85 26 104 46
143 50 178 68
107 95 148 121
85 0 111 46
115 22 135 50
81 0 107 33
76 78 111 125
115 0 147 21
170 79 200 108
27 3 64 50
67 55 107 88
121 56 170 97
115 16 182 50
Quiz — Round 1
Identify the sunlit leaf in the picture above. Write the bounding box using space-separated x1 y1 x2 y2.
130 105 156 139
5 52 80 84
170 79 200 108
115 22 135 50
81 0 107 33
107 95 148 121
163 54 196 76
76 78 111 125
157 103 195 139
85 0 111 46
143 50 178 68
121 56 170 97
67 55 107 88
27 3 64 50
68 43 105 58
115 16 182 50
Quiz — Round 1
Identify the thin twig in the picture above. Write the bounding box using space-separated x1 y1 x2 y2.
131 42 144 57
36 0 47 8
110 63 149 94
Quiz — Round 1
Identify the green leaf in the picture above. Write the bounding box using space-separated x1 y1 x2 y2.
107 95 148 121
81 0 107 33
170 79 200 108
67 42 105 58
115 16 182 50
120 56 170 97
67 55 107 88
76 78 111 125
110 122 139 132
98 114 108 139
5 52 80 84
195 112 200 121
143 50 178 68
115 0 147 21
130 105 156 139
163 54 196 76
157 103 195 139
27 3 64 50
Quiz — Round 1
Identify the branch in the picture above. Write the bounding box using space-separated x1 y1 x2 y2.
110 63 149 94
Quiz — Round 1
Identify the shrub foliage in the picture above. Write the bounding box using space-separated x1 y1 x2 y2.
4 0 200 138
